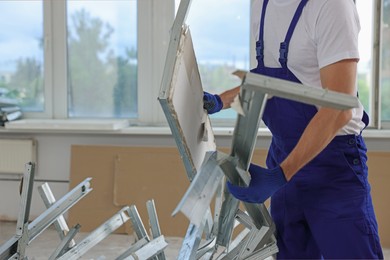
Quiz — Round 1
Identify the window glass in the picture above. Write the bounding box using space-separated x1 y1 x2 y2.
182 0 250 119
381 0 390 121
0 1 44 112
356 0 374 120
67 0 137 118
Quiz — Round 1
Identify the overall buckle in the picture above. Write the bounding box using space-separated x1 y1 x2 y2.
278 42 288 67
256 40 264 60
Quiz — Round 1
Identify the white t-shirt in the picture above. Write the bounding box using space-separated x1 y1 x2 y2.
251 0 366 135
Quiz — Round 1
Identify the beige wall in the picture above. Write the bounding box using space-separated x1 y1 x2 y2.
68 146 390 247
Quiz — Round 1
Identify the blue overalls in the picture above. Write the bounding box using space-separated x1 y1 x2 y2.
252 0 384 258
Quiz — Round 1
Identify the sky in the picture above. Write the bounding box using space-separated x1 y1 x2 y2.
0 1 43 72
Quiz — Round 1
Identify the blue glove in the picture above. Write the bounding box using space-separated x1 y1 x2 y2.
227 164 287 204
203 92 223 114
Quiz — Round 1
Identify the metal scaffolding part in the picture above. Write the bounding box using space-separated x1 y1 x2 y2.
0 163 92 260
128 205 148 241
146 200 166 260
217 210 277 260
118 203 167 260
120 236 168 260
52 198 167 260
242 71 360 110
28 178 92 242
38 182 76 248
177 222 207 260
49 224 81 260
57 207 131 260
53 201 167 260
116 237 149 260
0 162 167 260
172 151 227 227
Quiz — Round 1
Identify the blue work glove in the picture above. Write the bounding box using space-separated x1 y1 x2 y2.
203 92 223 114
227 164 287 204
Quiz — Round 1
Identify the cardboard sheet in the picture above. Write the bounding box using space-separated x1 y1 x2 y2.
113 151 190 235
68 145 190 237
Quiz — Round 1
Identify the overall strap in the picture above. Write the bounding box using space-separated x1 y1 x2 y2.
255 0 269 68
279 0 309 69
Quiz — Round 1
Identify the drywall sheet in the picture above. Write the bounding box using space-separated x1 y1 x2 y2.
68 145 190 237
159 27 216 180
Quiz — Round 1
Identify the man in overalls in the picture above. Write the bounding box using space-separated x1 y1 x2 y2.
203 0 383 258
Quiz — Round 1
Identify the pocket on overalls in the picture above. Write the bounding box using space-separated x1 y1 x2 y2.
342 145 368 190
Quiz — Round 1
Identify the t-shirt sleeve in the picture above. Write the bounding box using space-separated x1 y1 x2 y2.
315 0 361 69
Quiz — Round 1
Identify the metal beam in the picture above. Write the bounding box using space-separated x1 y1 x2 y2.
242 72 360 110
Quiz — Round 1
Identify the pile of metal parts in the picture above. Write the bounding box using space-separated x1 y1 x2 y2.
0 162 167 260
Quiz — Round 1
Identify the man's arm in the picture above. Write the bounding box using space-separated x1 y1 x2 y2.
280 59 358 180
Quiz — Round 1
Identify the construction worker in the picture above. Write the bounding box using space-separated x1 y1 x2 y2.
203 0 384 258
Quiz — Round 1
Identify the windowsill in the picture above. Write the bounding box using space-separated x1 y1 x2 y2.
3 119 130 131
1 119 390 139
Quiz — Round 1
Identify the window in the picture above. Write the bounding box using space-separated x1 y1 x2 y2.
381 0 390 123
67 1 137 118
0 0 172 122
0 1 44 112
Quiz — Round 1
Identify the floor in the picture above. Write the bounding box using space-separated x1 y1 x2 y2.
0 221 182 260
0 221 389 259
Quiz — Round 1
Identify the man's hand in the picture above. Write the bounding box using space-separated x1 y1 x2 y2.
227 164 287 204
203 92 223 114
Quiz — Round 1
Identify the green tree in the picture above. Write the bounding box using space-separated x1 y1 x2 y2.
68 9 138 118
113 47 138 117
68 9 115 117
7 57 43 110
